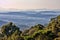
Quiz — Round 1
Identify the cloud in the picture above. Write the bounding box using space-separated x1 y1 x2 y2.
0 14 45 20
41 13 60 15
0 11 59 26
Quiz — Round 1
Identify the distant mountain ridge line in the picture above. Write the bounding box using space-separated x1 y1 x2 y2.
0 9 60 12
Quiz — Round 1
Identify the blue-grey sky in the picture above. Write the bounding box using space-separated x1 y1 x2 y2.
0 0 60 10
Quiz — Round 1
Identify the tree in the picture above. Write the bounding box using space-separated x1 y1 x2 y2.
1 22 22 40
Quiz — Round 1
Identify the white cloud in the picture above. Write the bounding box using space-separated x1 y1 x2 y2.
0 14 45 20
41 13 60 15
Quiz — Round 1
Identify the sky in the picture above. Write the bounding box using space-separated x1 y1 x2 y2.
0 0 60 10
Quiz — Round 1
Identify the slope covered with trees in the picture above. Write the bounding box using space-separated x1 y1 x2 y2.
0 15 60 40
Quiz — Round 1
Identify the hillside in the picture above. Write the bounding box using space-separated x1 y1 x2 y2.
0 15 60 40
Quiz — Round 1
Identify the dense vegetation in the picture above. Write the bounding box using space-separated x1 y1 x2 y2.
0 15 60 40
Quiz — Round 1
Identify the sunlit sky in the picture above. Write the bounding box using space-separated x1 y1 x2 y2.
0 0 60 10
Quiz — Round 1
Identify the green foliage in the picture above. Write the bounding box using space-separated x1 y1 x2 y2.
0 22 22 40
0 15 60 40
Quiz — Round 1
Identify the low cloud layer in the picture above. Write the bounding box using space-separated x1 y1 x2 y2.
0 10 60 26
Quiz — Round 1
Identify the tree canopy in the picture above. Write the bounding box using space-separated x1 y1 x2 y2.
0 15 60 40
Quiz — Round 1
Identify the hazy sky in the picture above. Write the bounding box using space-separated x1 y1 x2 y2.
0 0 60 10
